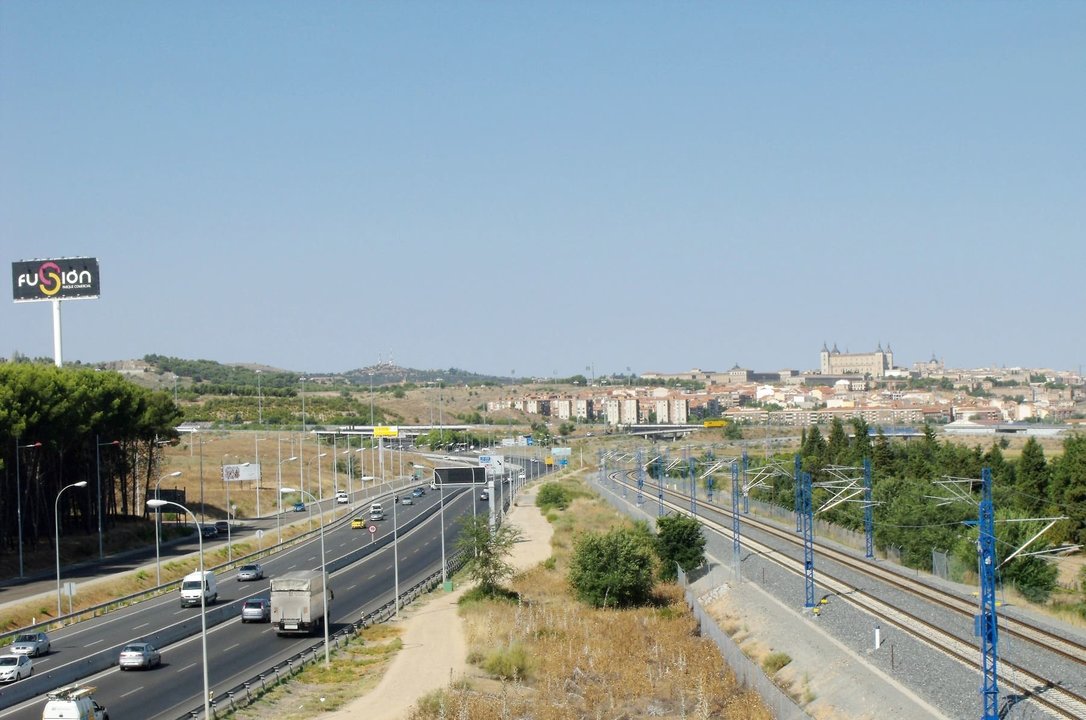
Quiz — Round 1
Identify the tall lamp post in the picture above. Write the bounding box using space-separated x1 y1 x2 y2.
153 471 183 585
392 482 401 617
312 451 328 501
95 436 120 560
279 487 331 666
15 440 42 577
276 436 298 544
147 499 210 720
254 435 266 519
256 369 263 426
221 457 249 564
55 480 88 616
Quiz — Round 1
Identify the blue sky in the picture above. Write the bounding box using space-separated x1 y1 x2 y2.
3 2 1084 378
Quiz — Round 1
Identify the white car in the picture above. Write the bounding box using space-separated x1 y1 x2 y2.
10 631 50 657
0 654 32 682
335 492 349 504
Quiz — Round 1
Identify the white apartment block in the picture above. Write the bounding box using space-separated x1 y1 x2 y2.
604 398 622 425
621 398 639 424
654 399 670 423
671 398 688 424
574 398 593 420
554 398 572 420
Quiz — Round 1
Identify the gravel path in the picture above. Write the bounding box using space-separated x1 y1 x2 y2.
322 486 554 720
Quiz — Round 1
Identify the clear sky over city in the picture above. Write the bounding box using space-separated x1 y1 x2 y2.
3 2 1084 378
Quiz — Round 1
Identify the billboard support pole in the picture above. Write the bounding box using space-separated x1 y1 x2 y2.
52 299 63 367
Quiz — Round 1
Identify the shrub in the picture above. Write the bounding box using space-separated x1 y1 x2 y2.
483 643 531 679
655 513 707 581
537 483 572 511
568 527 655 608
763 652 792 674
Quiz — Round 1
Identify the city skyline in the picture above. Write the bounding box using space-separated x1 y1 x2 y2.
3 4 1084 377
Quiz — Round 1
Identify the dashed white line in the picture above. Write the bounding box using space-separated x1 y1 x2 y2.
120 686 144 698
177 662 197 673
133 622 150 630
84 639 103 647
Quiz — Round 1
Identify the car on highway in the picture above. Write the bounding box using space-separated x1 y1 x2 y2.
479 489 489 501
411 487 424 497
118 642 161 670
335 491 349 504
9 631 50 657
237 563 264 581
42 686 109 720
0 654 32 682
200 525 218 539
240 597 271 623
292 502 306 512
351 516 365 529
401 495 414 506
214 520 230 534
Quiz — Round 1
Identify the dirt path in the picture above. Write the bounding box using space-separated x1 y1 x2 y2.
323 488 554 720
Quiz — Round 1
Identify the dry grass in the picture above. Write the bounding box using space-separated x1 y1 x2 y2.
409 478 772 720
230 623 404 719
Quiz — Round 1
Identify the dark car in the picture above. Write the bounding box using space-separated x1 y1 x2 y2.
200 525 218 539
411 487 424 497
292 502 305 512
214 520 230 534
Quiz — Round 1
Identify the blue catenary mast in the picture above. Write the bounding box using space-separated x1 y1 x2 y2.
794 454 803 533
636 448 645 506
863 457 874 559
742 450 751 514
657 449 666 517
977 466 999 720
688 453 697 516
731 460 741 570
802 471 816 608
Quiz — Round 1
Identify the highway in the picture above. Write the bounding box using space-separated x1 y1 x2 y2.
0 454 548 720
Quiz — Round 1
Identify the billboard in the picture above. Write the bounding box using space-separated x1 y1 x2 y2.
12 257 101 302
434 466 486 485
373 426 400 438
151 488 186 511
222 463 261 482
551 447 572 457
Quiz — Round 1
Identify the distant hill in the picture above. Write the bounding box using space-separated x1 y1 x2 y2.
121 355 510 393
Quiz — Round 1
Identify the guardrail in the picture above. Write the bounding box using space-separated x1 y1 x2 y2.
0 488 449 710
0 487 411 647
177 549 471 720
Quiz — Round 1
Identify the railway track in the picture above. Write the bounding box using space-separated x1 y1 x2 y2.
607 471 1086 719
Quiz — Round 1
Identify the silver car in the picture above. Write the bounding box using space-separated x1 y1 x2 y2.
0 654 33 682
241 598 271 623
10 632 50 657
237 563 264 581
118 642 161 670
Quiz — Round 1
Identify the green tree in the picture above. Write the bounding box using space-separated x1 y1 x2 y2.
655 513 706 581
1015 438 1049 514
568 527 655 608
455 515 524 596
827 417 848 464
557 422 576 438
723 422 743 440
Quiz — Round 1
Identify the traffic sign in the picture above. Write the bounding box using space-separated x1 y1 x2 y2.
255 529 265 540
368 525 376 534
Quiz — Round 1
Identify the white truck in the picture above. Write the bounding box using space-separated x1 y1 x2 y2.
270 570 328 636
180 570 218 607
41 686 109 720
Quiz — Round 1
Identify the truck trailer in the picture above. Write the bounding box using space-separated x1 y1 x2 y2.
270 570 327 636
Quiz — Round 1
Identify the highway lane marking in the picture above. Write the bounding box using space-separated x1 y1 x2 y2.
133 622 150 630
347 584 358 591
287 564 297 570
222 643 240 653
120 686 144 698
84 639 104 647
177 662 197 672
367 574 377 580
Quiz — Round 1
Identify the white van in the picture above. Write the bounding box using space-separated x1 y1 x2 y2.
180 571 218 607
42 686 108 720
368 502 385 521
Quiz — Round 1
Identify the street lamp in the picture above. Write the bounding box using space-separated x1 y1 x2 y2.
276 434 298 544
153 471 183 585
311 451 328 501
392 481 401 617
95 436 120 560
14 439 42 577
256 369 263 426
55 480 88 616
254 435 266 519
147 499 211 720
279 487 330 666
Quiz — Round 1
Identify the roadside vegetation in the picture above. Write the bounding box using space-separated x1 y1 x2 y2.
412 475 771 720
